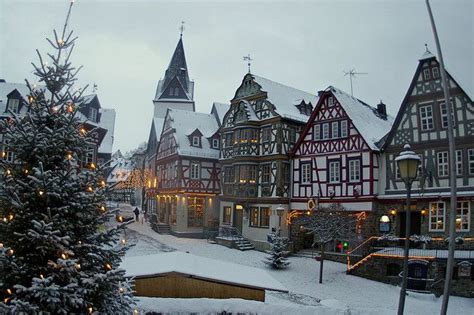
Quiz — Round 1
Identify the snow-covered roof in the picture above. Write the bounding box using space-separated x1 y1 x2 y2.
98 108 115 154
81 94 97 104
153 117 165 139
419 49 435 61
329 86 394 150
211 102 229 125
107 157 134 183
121 252 288 292
252 75 318 123
166 108 220 159
0 81 34 113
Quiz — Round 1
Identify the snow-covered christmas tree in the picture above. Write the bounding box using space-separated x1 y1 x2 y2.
0 2 134 313
264 233 290 269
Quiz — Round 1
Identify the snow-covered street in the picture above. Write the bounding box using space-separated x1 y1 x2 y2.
122 209 474 315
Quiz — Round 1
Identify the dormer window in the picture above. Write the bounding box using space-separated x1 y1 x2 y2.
212 138 219 149
174 87 179 96
423 68 431 80
432 67 440 79
328 96 334 107
89 107 98 122
192 136 200 147
8 98 20 113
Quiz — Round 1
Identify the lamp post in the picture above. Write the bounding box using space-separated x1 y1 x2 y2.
396 144 421 315
276 204 285 236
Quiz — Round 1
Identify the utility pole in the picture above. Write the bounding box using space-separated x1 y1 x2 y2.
425 1 457 314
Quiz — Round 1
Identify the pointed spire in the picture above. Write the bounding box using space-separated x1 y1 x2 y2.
419 43 435 61
163 35 189 91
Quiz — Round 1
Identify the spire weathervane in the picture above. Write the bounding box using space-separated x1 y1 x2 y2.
180 21 185 37
243 54 252 73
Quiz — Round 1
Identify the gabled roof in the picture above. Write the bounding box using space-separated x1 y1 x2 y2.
210 102 229 126
382 52 473 150
243 74 318 123
0 81 33 114
293 86 393 154
163 108 220 159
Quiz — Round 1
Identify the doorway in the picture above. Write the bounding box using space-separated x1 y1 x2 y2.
407 260 429 291
234 206 243 233
399 211 421 237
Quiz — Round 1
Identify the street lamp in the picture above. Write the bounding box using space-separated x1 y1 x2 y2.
276 204 285 236
395 144 421 315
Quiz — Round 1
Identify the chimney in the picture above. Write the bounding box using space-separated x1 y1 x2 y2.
317 90 324 97
377 101 387 119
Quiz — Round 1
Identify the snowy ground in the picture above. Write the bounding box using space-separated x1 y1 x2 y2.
120 206 474 315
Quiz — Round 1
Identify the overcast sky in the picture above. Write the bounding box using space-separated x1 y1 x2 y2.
1 0 473 154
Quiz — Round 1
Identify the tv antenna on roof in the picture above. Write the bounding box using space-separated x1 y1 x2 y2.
343 69 368 96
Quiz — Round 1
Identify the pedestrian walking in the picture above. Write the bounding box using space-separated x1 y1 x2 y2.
133 207 140 222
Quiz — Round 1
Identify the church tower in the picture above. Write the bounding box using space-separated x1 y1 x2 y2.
153 34 195 118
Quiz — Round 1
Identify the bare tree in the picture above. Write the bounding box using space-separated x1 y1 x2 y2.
296 204 357 283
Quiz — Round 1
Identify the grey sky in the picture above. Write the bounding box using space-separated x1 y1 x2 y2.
1 0 473 154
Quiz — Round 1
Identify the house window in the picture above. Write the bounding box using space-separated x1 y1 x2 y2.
322 123 329 140
223 206 232 224
419 105 434 130
288 127 296 144
8 98 20 113
429 201 445 232
1 140 14 163
248 165 257 183
313 124 320 140
348 159 361 182
341 120 348 138
440 102 455 128
250 207 259 227
332 121 339 138
282 162 290 184
224 133 233 147
89 107 98 122
469 149 474 175
82 146 95 166
327 96 334 107
262 163 271 183
437 151 449 177
423 68 431 80
260 207 270 227
456 150 463 176
456 201 470 232
212 138 219 149
262 127 271 142
432 67 440 79
188 197 204 227
301 163 311 184
192 136 200 147
223 167 234 183
174 87 179 96
329 161 340 183
236 165 257 183
190 162 200 179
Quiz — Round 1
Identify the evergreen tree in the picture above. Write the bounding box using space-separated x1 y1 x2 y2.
264 233 290 269
0 2 134 313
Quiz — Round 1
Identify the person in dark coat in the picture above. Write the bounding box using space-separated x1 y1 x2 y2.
133 207 140 222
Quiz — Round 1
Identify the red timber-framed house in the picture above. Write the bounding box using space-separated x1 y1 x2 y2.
219 73 317 250
155 108 222 238
143 33 195 214
348 50 474 298
290 86 393 251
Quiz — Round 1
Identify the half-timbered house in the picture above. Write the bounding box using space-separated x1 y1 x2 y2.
219 73 317 249
290 86 393 250
155 108 222 237
378 50 474 240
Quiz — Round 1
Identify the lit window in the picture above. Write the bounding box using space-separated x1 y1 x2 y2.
437 151 449 177
332 121 339 138
190 162 200 179
260 207 270 227
419 105 434 130
341 120 348 138
429 201 445 232
192 136 200 147
322 123 329 140
329 161 340 183
313 124 320 140
349 159 360 182
432 67 440 79
456 201 470 232
301 163 311 184
423 68 431 80
456 150 463 176
469 149 474 175
250 207 259 227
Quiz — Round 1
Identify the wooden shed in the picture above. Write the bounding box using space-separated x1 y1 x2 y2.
121 252 288 302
